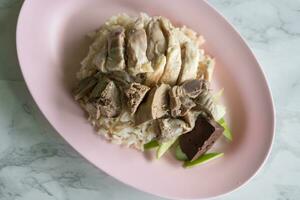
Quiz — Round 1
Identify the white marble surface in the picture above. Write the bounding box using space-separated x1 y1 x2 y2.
0 0 299 199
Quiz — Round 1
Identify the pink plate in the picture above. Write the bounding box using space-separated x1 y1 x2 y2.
16 0 275 199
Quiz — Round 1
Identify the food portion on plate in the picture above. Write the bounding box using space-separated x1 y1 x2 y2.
73 13 232 168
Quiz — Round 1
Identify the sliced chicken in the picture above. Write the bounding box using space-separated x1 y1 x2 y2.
179 97 195 115
135 84 170 125
145 18 167 86
146 18 167 60
105 26 126 72
158 118 192 142
169 86 196 117
182 111 198 129
78 29 110 79
167 79 208 117
145 56 166 86
177 42 200 84
173 28 191 46
159 17 182 85
126 18 152 76
197 56 215 82
194 89 215 118
92 43 107 72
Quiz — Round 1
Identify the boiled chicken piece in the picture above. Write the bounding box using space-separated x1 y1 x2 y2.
169 80 208 117
197 56 215 82
182 111 198 129
159 17 182 85
126 18 152 76
90 28 110 73
146 18 167 60
158 118 192 142
177 42 200 84
135 84 170 125
194 89 215 119
105 26 126 71
89 13 135 72
145 18 167 86
92 43 107 72
78 29 110 79
145 56 166 86
173 28 191 46
169 86 196 117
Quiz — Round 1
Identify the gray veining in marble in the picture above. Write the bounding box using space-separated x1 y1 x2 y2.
0 0 299 199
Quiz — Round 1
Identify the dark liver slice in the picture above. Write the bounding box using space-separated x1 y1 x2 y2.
179 116 224 161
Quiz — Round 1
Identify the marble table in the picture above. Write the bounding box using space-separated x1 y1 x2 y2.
0 0 299 199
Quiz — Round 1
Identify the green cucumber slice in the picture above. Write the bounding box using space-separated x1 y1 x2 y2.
144 140 159 150
184 153 224 168
218 118 233 141
156 138 177 159
175 145 188 161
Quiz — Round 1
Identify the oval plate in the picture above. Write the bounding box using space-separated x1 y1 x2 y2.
16 0 275 199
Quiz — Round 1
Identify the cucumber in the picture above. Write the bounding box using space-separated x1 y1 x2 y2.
144 140 159 150
156 138 177 159
183 153 224 168
218 118 233 141
175 145 188 161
